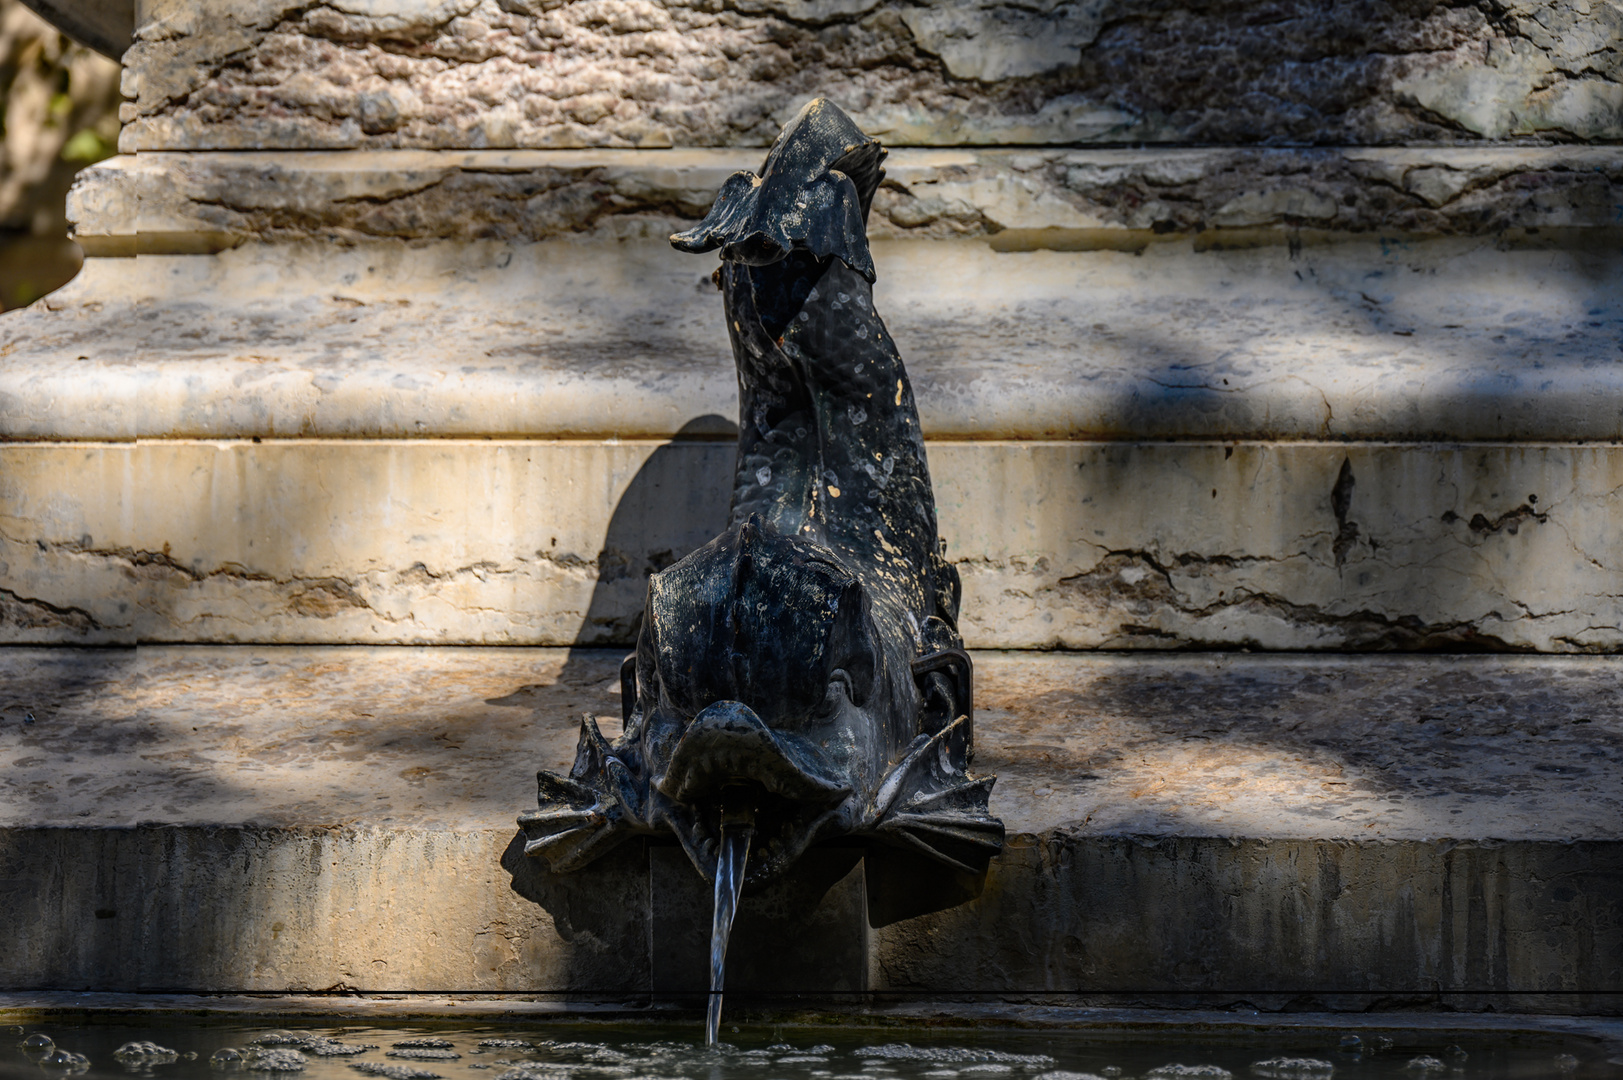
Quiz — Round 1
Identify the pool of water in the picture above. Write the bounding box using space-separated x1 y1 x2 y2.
2 1019 1614 1080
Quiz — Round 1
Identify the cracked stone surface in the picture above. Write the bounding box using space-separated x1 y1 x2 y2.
1 440 1619 650
5 236 1622 443
65 147 1623 252
121 0 1623 150
0 647 1617 997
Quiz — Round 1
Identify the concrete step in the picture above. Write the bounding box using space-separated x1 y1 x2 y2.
1 646 1618 1011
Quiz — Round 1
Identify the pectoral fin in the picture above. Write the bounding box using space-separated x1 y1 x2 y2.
518 716 643 872
868 715 1004 875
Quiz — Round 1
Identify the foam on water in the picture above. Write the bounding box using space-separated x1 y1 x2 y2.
114 1040 180 1064
349 1063 444 1080
4 1020 1607 1080
247 1049 310 1072
1250 1058 1334 1079
386 1050 461 1061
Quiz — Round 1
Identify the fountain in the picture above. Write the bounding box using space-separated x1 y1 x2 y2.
517 99 1004 1037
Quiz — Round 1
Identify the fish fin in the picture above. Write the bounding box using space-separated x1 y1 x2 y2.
874 781 1004 875
518 717 643 872
869 714 1004 876
668 167 875 282
670 171 758 254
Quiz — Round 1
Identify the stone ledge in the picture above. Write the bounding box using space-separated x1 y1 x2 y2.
67 148 1623 253
5 235 1622 443
5 648 1617 838
3 440 1619 651
0 647 1618 1003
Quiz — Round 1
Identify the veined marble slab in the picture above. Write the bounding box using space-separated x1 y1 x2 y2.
1 439 1617 650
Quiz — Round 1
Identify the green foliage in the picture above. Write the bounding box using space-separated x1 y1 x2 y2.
60 126 113 162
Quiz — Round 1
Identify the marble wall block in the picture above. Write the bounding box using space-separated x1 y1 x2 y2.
1 439 1617 651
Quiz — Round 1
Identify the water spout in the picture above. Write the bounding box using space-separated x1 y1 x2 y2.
705 802 754 1046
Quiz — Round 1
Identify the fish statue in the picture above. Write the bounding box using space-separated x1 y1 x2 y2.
517 101 1003 1026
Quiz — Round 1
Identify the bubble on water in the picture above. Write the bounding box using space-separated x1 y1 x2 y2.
394 1040 456 1050
1369 1037 1394 1052
468 1065 491 1071
115 1040 179 1064
1251 1059 1334 1079
389 1050 461 1061
1403 1058 1446 1073
1101 1071 1122 1078
767 1045 796 1053
1034 1072 1108 1080
476 1041 532 1050
41 1050 91 1073
21 1034 55 1055
257 1033 300 1046
1148 1067 1232 1079
808 1047 836 1055
1554 1054 1579 1071
962 1068 1014 1076
350 1064 444 1080
247 1048 308 1072
1336 1037 1360 1051
858 1046 1055 1067
211 1048 246 1068
1444 1046 1467 1062
780 1057 830 1065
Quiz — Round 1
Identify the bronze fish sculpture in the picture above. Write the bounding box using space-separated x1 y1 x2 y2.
519 99 1003 914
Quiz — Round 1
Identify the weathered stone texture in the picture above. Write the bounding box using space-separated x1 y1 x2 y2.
65 147 1623 251
120 0 1623 151
877 837 1623 1010
1 440 1619 651
7 237 1623 443
0 647 1618 1002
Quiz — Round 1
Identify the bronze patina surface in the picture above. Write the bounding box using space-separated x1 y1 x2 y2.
518 100 1003 909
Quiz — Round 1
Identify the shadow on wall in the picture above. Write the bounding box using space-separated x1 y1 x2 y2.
0 0 120 311
563 413 737 669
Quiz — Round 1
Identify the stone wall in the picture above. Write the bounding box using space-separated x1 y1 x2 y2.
123 0 1623 151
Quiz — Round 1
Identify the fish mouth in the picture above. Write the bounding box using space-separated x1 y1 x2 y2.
654 700 854 885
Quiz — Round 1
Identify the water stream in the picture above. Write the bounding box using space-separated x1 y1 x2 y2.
705 806 754 1047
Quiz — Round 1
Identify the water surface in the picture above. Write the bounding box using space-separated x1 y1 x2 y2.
2 1019 1612 1080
